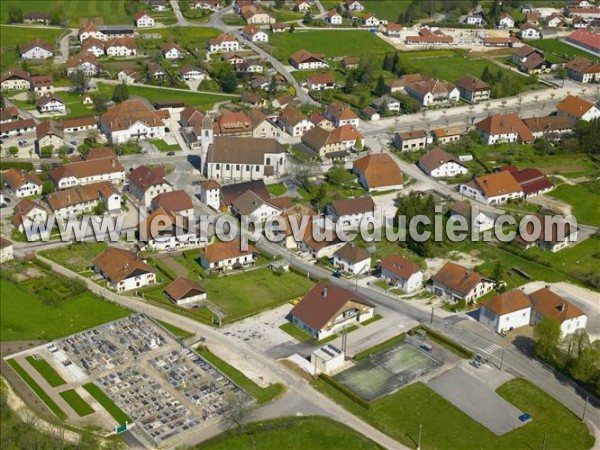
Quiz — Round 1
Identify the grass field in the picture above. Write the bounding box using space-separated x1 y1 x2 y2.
97 83 236 110
0 278 129 341
59 389 94 417
549 182 600 227
137 27 220 48
0 25 65 70
0 0 133 26
362 0 410 21
267 182 287 196
198 416 383 450
196 348 285 404
83 383 131 424
279 322 312 342
150 139 180 152
530 38 596 61
25 356 66 387
7 359 67 420
269 30 395 60
156 320 194 340
40 242 108 273
10 89 97 119
315 378 594 449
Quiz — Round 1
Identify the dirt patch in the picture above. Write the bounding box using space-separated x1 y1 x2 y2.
156 255 189 278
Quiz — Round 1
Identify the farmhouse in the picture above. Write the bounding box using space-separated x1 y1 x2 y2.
418 147 468 179
290 49 329 70
164 277 207 307
93 247 156 292
289 282 375 340
48 149 126 189
566 29 600 55
565 56 600 83
1 68 31 91
20 39 54 60
199 240 257 271
474 113 533 144
499 166 554 198
459 171 524 205
0 118 36 137
36 120 65 151
406 27 453 45
523 116 573 139
379 255 423 293
333 243 371 276
106 37 137 57
46 181 121 220
0 106 20 124
429 261 494 304
353 153 403 191
2 169 42 198
100 98 166 143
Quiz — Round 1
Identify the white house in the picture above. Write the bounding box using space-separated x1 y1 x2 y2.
48 149 126 189
135 10 155 27
46 182 121 220
289 282 375 340
479 289 532 334
11 199 50 241
93 247 156 292
162 42 183 60
352 153 403 192
164 277 207 308
208 33 240 53
106 38 137 57
20 39 54 60
0 68 31 91
327 196 375 227
474 113 533 145
117 68 140 84
519 24 542 39
418 147 468 178
290 49 329 70
279 105 314 137
179 65 209 81
199 240 257 271
465 15 483 25
529 288 588 336
128 165 172 207
306 72 337 91
363 14 380 27
199 179 221 210
459 172 524 205
230 190 283 223
429 261 495 304
556 95 600 122
498 13 515 28
2 169 43 198
66 53 102 76
379 255 423 293
325 102 360 128
344 0 365 12
242 25 268 43
140 209 205 251
326 10 343 25
0 237 13 263
450 201 495 232
333 243 371 276
36 94 66 114
99 99 166 144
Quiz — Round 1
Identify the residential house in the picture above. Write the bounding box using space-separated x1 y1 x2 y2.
135 10 155 27
515 213 578 252
289 282 375 340
449 200 495 232
199 179 221 210
151 190 194 217
208 33 240 53
431 126 462 144
230 190 291 223
60 116 98 134
295 0 311 12
46 182 121 220
529 288 587 336
48 149 126 189
2 169 42 198
474 113 533 144
139 208 204 251
405 27 453 45
191 0 220 10
379 255 423 293
565 56 600 82
479 289 532 334
405 78 459 106
179 65 208 81
24 12 50 24
345 0 365 11
465 15 483 25
523 115 573 139
499 13 515 28
66 53 102 76
326 9 343 25
106 37 137 57
0 106 20 124
499 166 554 198
279 105 314 137
147 62 166 81
129 165 172 207
36 94 66 114
556 95 600 122
342 56 360 69
162 42 183 60
429 261 494 304
371 95 401 113
520 52 550 74
306 72 337 91
30 75 54 97
310 112 334 131
199 240 257 271
459 171 524 205
325 102 360 128
455 75 491 103
353 153 403 191
394 129 432 151
20 39 54 59
164 277 207 308
1 68 31 91
289 49 329 70
418 147 468 178
546 13 566 27
301 126 347 158
385 23 403 37
212 111 253 137
203 137 286 181
248 108 281 138
36 120 64 151
241 5 275 24
333 243 371 275
363 13 381 27
331 124 364 150
242 25 268 43
93 247 156 292
519 24 542 39
11 199 49 240
0 237 14 263
271 22 289 33
99 98 166 143
327 196 375 227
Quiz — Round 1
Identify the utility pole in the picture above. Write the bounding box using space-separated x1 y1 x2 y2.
582 395 589 421
417 424 422 450
499 342 506 371
429 306 434 327
542 432 547 450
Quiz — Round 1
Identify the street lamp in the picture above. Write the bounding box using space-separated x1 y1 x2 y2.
417 424 423 450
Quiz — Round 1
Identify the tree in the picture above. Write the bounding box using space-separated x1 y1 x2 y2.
344 72 355 94
49 7 66 26
69 70 91 94
221 71 238 93
326 165 355 185
303 11 313 24
7 6 23 23
112 82 129 103
40 146 54 159
481 65 495 84
0 91 4 109
557 66 568 80
92 94 108 113
570 342 600 384
289 23 295 33
490 261 505 292
8 146 19 157
374 75 387 96
533 316 562 362
275 0 285 8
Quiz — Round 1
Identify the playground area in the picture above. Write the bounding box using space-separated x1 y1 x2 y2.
335 343 442 401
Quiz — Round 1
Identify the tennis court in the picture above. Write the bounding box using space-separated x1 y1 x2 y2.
335 344 441 401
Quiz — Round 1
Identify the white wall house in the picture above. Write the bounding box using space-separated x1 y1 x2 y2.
135 12 155 27
332 244 371 276
2 169 43 198
199 180 221 210
327 197 375 227
479 290 532 334
20 44 54 60
93 247 156 292
199 241 256 271
429 262 495 304
379 255 423 293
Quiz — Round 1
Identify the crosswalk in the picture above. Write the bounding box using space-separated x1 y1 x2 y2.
481 344 502 356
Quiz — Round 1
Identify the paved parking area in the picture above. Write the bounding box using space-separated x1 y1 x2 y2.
428 367 525 435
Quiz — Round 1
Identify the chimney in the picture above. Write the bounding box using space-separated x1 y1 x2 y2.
112 159 115 168
322 288 328 298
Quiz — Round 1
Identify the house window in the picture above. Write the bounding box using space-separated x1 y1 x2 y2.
226 164 230 170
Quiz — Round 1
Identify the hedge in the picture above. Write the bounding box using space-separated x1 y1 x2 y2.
318 373 370 409
412 326 473 359
32 258 52 271
0 161 34 171
353 333 406 361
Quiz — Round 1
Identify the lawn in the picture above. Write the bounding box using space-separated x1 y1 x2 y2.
39 242 108 273
0 278 129 342
25 356 66 387
362 1 410 21
156 320 195 340
7 359 67 420
197 416 383 450
196 348 285 404
261 5 305 22
0 0 134 26
137 27 220 48
201 268 314 322
269 30 395 60
96 82 236 110
530 38 596 60
279 322 312 342
267 182 287 196
549 181 600 227
150 139 180 152
314 378 594 449
59 389 94 417
8 89 97 119
83 383 130 424
0 25 65 70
